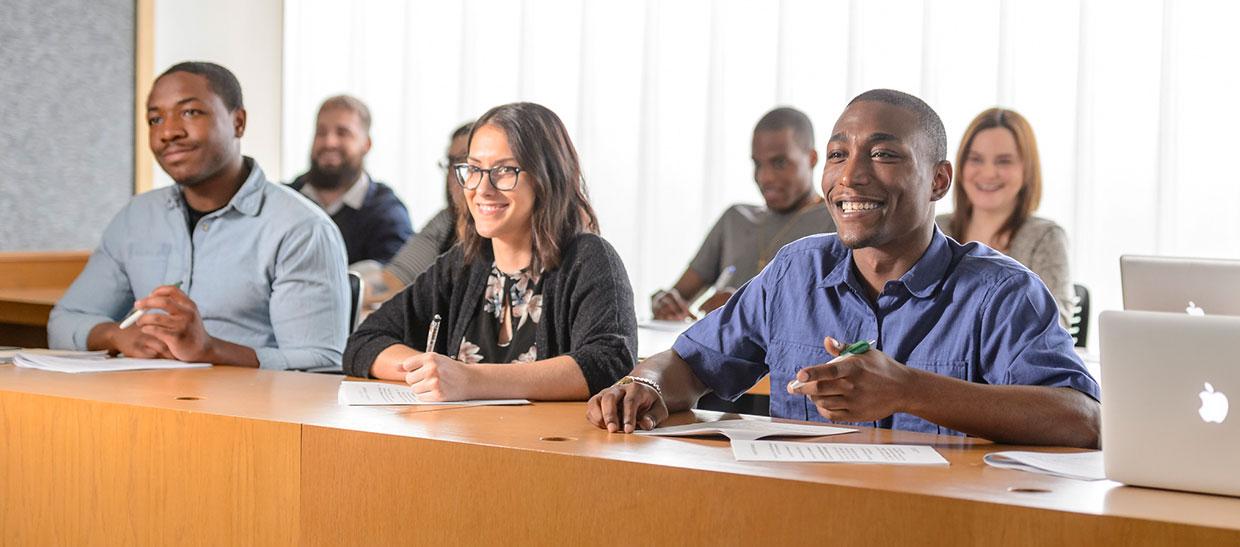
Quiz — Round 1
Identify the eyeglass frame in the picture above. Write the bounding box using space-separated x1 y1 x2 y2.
452 163 525 191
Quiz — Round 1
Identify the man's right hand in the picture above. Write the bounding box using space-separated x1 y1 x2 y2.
651 289 697 321
587 381 669 433
101 323 172 359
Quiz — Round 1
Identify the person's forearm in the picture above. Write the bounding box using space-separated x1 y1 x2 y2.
470 355 589 400
672 270 709 303
632 350 710 413
86 322 121 353
370 344 420 380
204 337 260 368
904 370 1100 448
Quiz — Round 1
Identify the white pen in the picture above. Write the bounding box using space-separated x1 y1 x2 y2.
119 281 182 329
712 265 736 293
425 314 442 353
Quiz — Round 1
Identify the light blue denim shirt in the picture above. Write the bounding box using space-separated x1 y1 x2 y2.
49 158 350 370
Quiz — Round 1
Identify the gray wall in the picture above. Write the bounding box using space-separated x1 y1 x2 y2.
0 0 134 251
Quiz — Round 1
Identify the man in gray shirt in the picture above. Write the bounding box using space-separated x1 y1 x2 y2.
49 61 349 370
652 107 836 320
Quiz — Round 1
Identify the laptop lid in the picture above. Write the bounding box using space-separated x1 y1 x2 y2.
1120 255 1240 316
1099 310 1240 497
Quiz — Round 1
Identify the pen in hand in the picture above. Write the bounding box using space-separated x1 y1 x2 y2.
787 339 877 391
425 314 442 353
119 282 183 329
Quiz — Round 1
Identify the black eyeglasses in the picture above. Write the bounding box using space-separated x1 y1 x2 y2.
452 163 524 191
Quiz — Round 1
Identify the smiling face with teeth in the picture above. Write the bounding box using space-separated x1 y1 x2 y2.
464 124 537 260
822 100 952 257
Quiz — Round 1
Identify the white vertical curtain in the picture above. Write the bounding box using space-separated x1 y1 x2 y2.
283 0 1240 347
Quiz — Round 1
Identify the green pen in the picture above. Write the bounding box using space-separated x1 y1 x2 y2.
786 339 877 390
118 281 183 329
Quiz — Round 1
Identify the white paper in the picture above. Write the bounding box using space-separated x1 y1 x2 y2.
983 450 1105 481
0 348 108 364
637 320 691 358
336 381 530 406
12 352 209 373
635 417 854 441
732 440 950 465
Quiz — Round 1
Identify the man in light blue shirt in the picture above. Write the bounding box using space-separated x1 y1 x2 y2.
49 61 349 370
589 89 1100 448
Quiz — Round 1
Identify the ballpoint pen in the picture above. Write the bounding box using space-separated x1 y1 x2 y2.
787 339 877 390
119 282 183 329
426 314 442 353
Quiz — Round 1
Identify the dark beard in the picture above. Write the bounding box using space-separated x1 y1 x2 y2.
307 161 363 190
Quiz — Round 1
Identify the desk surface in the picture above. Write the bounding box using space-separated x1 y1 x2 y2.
0 286 64 306
0 287 65 330
2 364 1238 538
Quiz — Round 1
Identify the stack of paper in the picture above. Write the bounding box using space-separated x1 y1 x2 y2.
13 352 210 373
733 440 950 465
0 348 107 364
983 450 1105 481
635 417 855 441
337 381 530 407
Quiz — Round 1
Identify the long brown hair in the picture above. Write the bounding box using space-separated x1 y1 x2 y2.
457 102 599 271
950 108 1043 244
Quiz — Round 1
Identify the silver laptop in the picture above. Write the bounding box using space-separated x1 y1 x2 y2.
1100 310 1240 497
1121 254 1240 316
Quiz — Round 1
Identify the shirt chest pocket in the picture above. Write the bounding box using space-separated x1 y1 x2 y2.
767 339 833 421
126 242 172 296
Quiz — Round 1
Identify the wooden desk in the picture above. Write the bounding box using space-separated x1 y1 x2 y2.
2 366 1239 545
0 251 88 346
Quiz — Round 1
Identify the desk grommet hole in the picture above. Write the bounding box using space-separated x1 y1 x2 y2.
1007 487 1052 494
540 436 576 442
174 396 202 401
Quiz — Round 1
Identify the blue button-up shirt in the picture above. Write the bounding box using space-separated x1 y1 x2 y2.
672 229 1100 436
49 158 350 370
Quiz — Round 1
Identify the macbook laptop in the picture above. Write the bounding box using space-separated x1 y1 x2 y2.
1121 254 1240 316
1099 310 1240 497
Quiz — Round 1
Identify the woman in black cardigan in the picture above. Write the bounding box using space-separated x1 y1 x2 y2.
343 102 637 400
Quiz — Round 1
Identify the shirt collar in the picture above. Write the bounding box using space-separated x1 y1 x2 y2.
164 157 266 217
817 227 952 299
299 172 369 215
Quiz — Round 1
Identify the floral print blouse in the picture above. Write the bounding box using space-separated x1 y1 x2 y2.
458 263 543 364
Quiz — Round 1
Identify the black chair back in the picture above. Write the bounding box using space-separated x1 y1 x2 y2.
348 271 364 334
1070 283 1090 347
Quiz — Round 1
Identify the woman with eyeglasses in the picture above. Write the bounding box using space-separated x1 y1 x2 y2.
342 102 637 401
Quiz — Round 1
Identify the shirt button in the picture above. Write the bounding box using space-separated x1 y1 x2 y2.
201 223 209 231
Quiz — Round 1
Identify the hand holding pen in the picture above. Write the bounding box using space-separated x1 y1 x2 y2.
786 336 920 423
119 281 182 328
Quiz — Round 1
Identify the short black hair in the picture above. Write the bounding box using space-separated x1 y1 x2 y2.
159 61 244 112
847 89 946 162
754 106 815 150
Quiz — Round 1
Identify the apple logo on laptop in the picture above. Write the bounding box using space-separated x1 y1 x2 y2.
1186 301 1206 316
1198 382 1229 424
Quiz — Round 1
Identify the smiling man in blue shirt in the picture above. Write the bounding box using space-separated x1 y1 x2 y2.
589 89 1100 448
49 61 349 370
